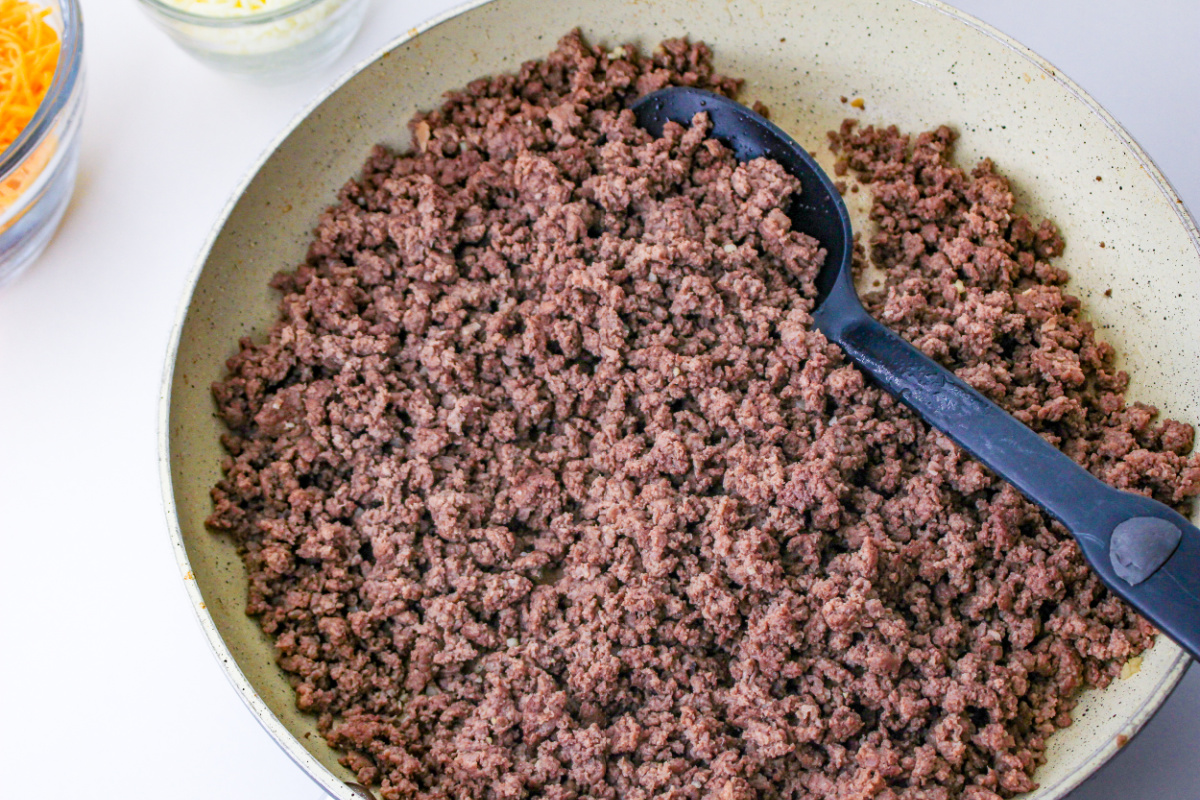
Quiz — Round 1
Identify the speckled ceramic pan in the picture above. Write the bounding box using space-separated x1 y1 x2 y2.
160 1 1199 797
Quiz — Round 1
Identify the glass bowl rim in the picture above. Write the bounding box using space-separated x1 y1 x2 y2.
0 0 84 182
136 0 340 27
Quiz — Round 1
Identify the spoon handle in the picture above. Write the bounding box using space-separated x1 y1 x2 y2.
821 305 1200 660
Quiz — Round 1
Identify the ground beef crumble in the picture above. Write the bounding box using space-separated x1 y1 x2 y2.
207 32 1200 800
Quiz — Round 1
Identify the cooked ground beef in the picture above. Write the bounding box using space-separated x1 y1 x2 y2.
207 31 1200 800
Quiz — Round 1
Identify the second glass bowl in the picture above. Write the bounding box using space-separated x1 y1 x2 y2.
137 0 370 82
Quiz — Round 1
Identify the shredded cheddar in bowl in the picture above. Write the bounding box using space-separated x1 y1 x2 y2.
0 0 61 213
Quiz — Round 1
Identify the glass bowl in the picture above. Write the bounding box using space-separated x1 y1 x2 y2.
0 0 85 288
137 0 371 82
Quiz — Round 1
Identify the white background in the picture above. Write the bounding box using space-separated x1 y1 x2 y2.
0 1 1196 797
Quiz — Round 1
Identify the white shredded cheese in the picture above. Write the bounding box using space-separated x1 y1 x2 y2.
161 0 305 16
161 0 351 56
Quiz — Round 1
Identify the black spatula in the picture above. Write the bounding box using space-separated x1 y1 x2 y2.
632 86 1200 661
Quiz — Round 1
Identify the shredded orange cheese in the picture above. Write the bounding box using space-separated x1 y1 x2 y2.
0 0 60 211
0 132 50 208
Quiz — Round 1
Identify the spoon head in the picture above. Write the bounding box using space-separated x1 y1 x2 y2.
630 87 853 307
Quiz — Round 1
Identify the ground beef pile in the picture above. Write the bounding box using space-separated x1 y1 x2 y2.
208 32 1200 800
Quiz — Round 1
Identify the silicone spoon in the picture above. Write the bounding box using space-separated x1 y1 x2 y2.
632 87 1200 661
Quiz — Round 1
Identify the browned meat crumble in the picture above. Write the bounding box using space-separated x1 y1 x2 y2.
207 32 1200 800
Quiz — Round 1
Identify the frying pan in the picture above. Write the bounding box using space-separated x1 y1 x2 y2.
160 1 1200 797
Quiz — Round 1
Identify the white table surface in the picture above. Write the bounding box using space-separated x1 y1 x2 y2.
0 1 1196 797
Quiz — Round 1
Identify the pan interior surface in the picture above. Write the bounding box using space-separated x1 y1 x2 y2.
164 1 1199 798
